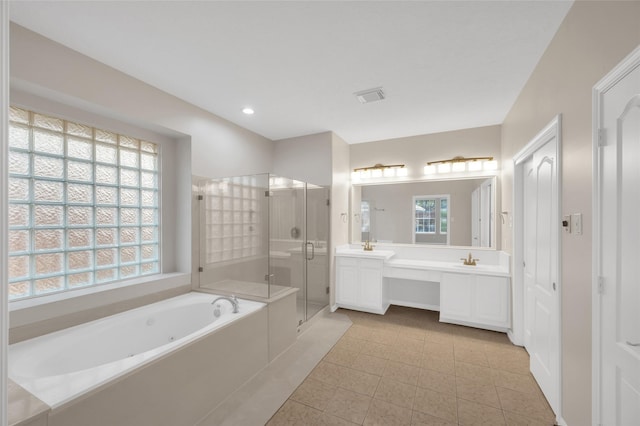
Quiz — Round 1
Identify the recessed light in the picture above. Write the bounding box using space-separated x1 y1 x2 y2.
242 107 255 115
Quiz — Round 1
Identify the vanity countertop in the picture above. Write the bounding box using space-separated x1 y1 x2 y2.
385 258 510 277
335 248 396 260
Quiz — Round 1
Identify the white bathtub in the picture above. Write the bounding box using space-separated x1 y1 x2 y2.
9 292 265 410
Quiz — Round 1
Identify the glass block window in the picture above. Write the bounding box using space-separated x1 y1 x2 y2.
201 176 262 264
8 106 160 301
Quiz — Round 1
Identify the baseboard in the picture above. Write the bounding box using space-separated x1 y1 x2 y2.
389 300 439 312
507 329 524 347
556 415 567 426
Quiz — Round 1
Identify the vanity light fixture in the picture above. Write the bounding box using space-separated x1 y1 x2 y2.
423 156 497 175
352 163 407 181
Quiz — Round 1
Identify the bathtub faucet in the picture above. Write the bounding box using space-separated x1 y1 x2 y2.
211 295 240 314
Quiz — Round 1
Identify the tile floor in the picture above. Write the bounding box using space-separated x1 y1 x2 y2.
268 306 556 426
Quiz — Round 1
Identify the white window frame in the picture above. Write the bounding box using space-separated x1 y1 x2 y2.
412 194 450 244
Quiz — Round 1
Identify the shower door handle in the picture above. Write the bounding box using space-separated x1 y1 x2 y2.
306 242 315 261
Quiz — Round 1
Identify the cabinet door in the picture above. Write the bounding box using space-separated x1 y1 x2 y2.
359 259 383 309
336 258 359 305
475 276 509 326
440 273 473 321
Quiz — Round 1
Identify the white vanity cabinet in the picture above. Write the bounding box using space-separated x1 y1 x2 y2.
336 255 389 314
440 272 510 331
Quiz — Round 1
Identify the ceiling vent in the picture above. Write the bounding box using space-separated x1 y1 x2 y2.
354 87 385 104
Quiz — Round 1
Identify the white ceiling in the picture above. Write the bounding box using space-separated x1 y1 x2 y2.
9 1 573 144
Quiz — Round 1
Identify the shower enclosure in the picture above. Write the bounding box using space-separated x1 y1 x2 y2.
197 173 330 325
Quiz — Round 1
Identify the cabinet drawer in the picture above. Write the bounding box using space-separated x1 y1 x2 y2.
337 257 358 267
359 258 383 269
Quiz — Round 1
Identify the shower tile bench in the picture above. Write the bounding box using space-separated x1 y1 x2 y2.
334 244 511 332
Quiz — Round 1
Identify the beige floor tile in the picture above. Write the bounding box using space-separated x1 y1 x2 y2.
411 411 457 426
315 413 360 426
457 398 506 425
374 378 417 409
290 378 337 411
413 387 458 423
309 361 350 386
360 341 394 360
455 376 501 408
486 350 530 375
272 306 553 426
492 369 540 395
369 329 399 346
496 387 555 423
344 325 375 341
483 339 519 352
363 398 413 426
424 330 455 345
325 388 372 425
351 353 388 376
267 400 323 425
389 346 423 367
455 361 494 385
417 368 456 395
396 335 425 353
454 347 490 367
334 336 366 353
398 327 427 342
383 360 421 385
503 410 556 426
423 341 454 357
338 367 381 396
421 354 455 375
325 347 360 367
453 337 488 352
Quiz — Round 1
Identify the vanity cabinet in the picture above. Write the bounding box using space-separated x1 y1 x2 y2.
440 272 510 331
336 256 388 314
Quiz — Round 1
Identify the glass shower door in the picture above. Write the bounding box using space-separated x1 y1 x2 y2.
304 185 330 321
268 177 330 325
268 176 305 324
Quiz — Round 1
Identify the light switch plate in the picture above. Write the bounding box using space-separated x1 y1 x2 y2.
571 213 582 235
563 215 571 233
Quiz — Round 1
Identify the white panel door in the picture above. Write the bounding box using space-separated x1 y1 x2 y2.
523 134 559 417
599 59 640 426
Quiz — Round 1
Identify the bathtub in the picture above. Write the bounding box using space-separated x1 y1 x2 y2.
9 292 266 414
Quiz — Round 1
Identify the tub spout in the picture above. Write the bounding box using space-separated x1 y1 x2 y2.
211 295 239 313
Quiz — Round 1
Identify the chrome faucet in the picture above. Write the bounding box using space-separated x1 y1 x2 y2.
211 295 239 313
461 253 479 266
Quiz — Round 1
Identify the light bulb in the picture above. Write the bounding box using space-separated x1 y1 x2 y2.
438 163 451 173
424 165 436 175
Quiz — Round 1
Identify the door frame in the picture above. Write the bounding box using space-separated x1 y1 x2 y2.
512 114 563 419
592 44 640 426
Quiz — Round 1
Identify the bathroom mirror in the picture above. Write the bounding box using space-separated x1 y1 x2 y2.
351 176 498 248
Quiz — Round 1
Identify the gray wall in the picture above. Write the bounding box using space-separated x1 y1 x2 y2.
500 2 640 424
